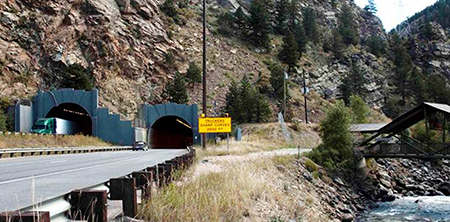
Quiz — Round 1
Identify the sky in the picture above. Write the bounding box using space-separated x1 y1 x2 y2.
354 0 438 31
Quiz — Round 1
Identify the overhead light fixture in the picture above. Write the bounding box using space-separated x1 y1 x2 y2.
177 119 192 129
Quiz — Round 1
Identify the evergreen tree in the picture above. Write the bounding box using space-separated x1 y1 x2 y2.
340 63 366 105
269 63 286 102
253 92 271 123
275 0 290 34
308 101 354 170
224 76 271 123
278 31 299 72
365 36 386 57
302 7 319 42
390 33 413 105
61 64 94 91
338 4 359 45
410 67 429 104
160 0 178 18
294 23 307 56
364 0 377 14
224 80 242 122
234 7 248 31
0 111 6 132
349 95 369 124
248 0 272 48
331 29 346 60
164 71 189 104
239 76 256 122
218 12 236 36
427 74 450 104
185 62 202 87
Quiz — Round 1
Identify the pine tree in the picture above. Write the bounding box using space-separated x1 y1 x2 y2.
0 111 6 131
365 36 386 57
224 80 242 122
234 7 248 31
224 77 271 123
349 95 369 124
269 63 286 102
364 0 377 14
308 101 354 170
160 0 178 18
218 12 236 36
275 0 290 34
239 76 256 122
185 62 202 87
338 4 359 45
294 23 307 56
302 7 319 42
248 0 272 48
164 71 189 104
340 63 366 105
278 31 299 72
410 67 429 104
390 33 413 105
62 64 94 90
331 29 346 60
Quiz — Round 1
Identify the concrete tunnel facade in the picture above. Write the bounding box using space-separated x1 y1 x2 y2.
15 89 200 147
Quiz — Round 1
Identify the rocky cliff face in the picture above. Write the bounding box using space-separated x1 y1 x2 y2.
0 0 392 120
404 22 450 79
0 0 174 117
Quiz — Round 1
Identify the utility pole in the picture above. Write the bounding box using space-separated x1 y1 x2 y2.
303 70 309 124
202 0 207 149
283 71 288 119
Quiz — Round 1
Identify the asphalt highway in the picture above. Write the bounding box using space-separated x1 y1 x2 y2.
0 149 188 212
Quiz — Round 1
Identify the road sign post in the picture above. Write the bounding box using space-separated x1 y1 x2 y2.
199 117 232 151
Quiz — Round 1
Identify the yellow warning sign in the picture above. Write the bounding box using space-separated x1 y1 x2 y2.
199 117 232 133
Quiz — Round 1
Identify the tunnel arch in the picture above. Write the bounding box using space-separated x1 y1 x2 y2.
45 103 93 135
149 115 193 149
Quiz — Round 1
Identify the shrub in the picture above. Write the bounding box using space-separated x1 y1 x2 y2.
304 158 318 172
349 95 369 124
61 64 94 90
185 61 202 87
307 101 354 171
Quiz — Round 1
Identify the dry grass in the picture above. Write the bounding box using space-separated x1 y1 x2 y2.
139 154 332 222
0 134 109 149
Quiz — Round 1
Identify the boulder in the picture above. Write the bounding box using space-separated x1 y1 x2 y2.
437 182 450 196
341 213 354 222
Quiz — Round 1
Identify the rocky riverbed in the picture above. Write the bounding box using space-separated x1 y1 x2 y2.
294 157 450 221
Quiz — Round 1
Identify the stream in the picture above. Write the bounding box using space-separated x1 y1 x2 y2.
359 196 450 221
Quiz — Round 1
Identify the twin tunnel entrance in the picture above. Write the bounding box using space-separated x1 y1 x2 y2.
150 116 193 149
45 104 194 148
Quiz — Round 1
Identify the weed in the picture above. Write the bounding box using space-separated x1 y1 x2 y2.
304 158 318 172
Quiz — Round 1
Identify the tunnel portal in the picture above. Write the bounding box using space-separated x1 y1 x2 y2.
150 116 193 149
45 103 92 135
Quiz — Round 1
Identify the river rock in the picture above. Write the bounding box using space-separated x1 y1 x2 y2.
341 213 354 222
437 182 450 196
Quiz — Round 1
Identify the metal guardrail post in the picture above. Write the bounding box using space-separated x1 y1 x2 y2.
132 171 153 199
0 211 50 222
109 178 137 218
69 190 107 222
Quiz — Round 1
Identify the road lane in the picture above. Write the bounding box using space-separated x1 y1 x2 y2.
0 149 188 212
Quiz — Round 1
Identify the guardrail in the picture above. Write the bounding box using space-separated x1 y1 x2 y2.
0 148 196 222
0 146 132 159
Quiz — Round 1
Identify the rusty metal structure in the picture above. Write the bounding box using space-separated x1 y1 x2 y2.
358 102 450 159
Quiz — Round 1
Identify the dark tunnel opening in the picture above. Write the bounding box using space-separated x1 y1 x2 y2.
45 103 92 135
150 116 193 149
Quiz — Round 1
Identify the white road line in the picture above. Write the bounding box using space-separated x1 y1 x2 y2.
0 155 148 185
